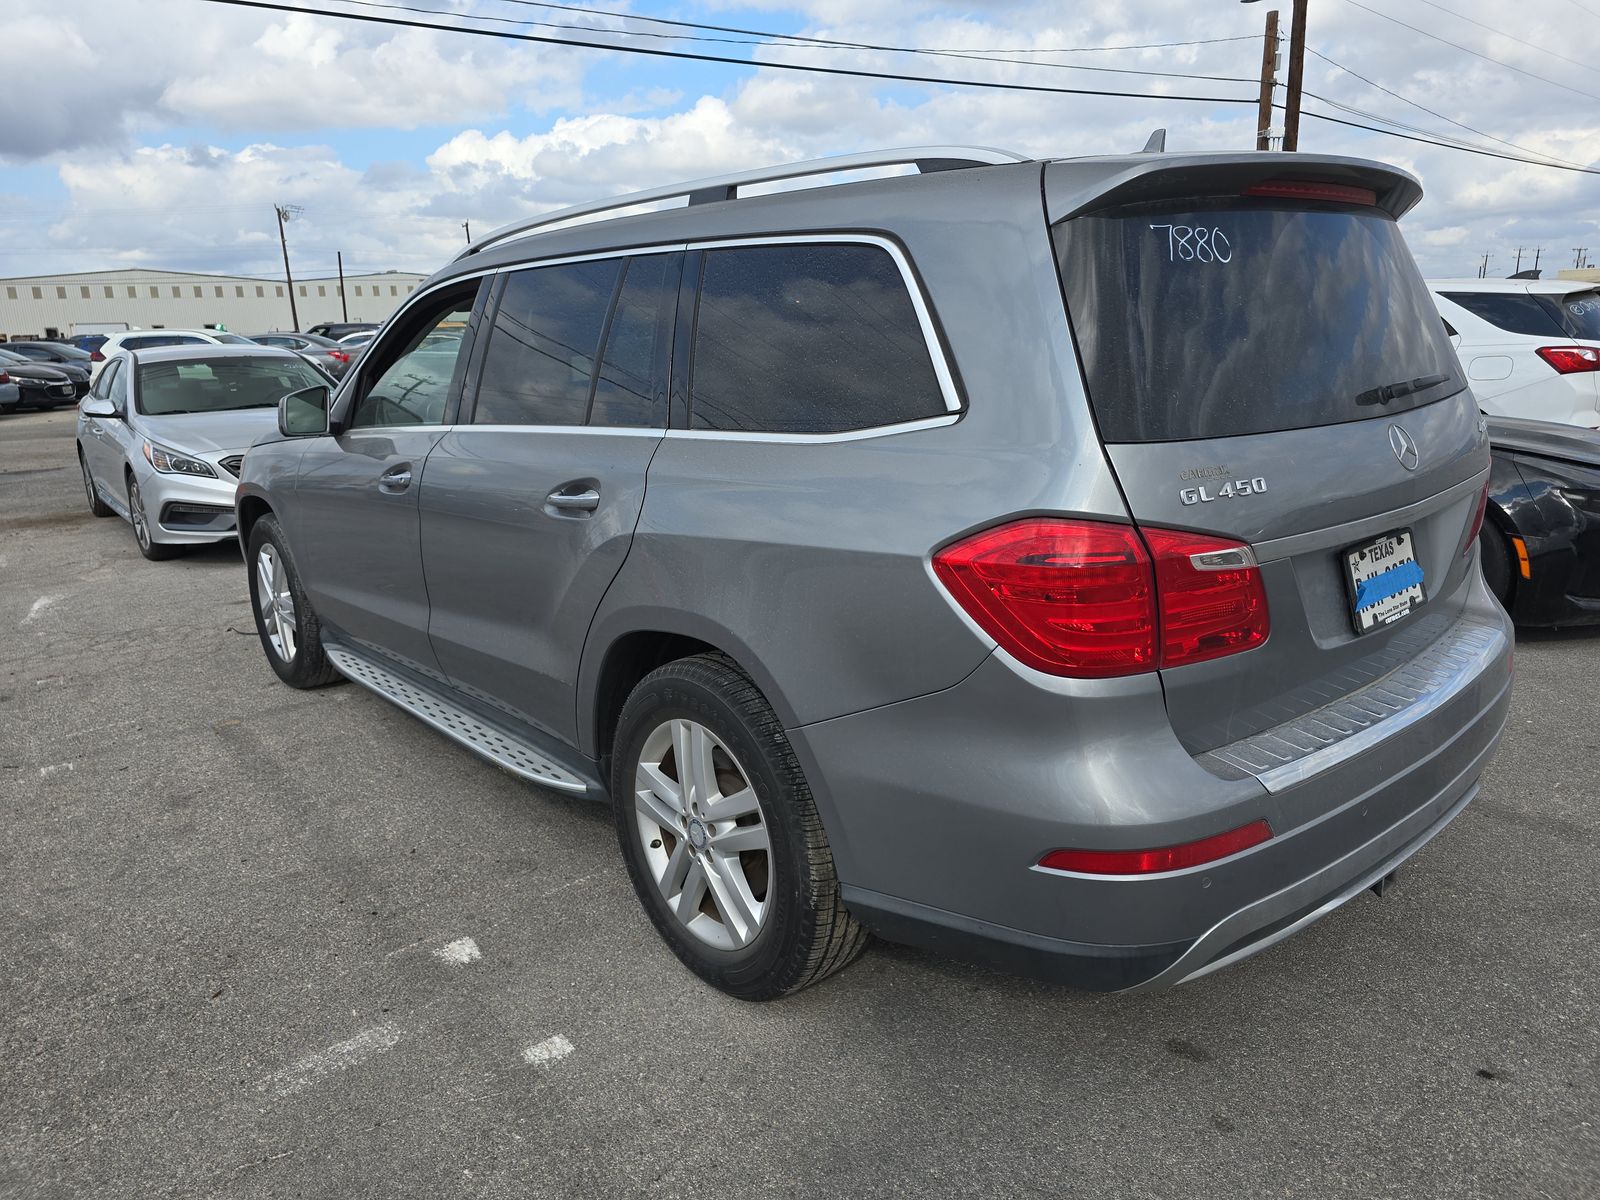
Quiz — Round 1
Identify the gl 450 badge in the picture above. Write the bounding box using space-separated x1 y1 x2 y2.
1180 476 1268 506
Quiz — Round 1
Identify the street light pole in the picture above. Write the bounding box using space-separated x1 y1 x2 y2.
275 204 302 330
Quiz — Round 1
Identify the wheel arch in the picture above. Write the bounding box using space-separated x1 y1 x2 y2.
235 491 273 547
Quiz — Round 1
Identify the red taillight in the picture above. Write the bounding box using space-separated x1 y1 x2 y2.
1143 528 1271 669
1243 180 1377 206
1535 345 1600 374
1462 482 1489 558
0 371 9 385
1038 819 1273 876
89 349 104 362
932 518 1269 678
932 520 1157 678
329 350 350 364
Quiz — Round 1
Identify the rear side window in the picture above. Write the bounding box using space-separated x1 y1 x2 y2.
1438 292 1566 337
1057 203 1464 442
689 243 947 434
589 253 679 428
474 259 621 426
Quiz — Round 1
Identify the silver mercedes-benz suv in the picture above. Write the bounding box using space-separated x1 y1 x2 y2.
235 146 1513 1000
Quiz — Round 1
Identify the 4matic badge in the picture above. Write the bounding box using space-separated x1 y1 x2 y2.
1179 475 1267 506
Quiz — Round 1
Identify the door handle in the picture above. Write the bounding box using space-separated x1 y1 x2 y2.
545 486 600 513
379 464 413 493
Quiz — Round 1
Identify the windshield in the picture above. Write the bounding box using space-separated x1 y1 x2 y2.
214 333 255 345
0 349 26 365
1054 200 1464 442
135 357 325 416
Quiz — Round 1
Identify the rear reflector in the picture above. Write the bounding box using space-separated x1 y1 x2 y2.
1038 820 1273 876
1243 180 1378 206
1535 345 1600 374
932 518 1268 678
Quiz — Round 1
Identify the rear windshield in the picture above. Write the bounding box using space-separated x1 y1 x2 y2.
1545 290 1600 341
136 357 325 415
1055 201 1464 442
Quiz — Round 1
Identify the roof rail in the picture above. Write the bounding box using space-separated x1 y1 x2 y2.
456 145 1030 261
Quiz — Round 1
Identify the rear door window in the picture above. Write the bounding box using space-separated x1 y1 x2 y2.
1056 202 1465 442
474 259 621 427
688 242 948 434
589 253 680 429
1437 292 1566 337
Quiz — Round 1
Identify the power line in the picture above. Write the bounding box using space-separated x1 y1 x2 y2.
1405 0 1600 78
1305 47 1587 168
491 0 1259 58
1340 0 1600 103
1302 107 1600 174
193 0 1256 106
333 0 1260 86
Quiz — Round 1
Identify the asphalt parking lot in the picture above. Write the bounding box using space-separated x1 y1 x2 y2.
2 406 1597 1199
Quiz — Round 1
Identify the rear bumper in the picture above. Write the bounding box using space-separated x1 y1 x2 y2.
795 579 1513 991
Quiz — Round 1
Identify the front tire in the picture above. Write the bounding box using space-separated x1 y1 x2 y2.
127 476 180 560
246 514 340 689
610 653 867 1000
79 450 113 517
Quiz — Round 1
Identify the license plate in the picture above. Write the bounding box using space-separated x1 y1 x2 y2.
1345 529 1425 634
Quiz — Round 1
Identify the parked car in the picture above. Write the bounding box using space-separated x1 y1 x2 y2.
304 321 378 341
88 329 257 381
240 331 353 379
235 147 1511 999
73 334 111 357
1430 278 1600 428
1 340 93 395
0 348 78 409
76 346 330 560
337 329 377 349
0 372 20 414
1482 414 1600 626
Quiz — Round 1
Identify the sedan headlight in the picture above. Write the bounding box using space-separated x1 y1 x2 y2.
142 440 217 477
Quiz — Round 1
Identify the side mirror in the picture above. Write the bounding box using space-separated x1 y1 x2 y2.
279 384 331 437
81 396 118 419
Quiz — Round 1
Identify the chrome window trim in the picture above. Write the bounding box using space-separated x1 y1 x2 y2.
363 233 963 435
446 423 663 438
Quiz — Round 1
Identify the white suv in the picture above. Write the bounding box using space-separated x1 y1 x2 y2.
89 328 256 381
1429 278 1600 428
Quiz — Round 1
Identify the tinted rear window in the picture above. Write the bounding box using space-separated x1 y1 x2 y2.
689 243 947 434
1438 292 1565 337
1056 202 1463 442
1541 290 1600 341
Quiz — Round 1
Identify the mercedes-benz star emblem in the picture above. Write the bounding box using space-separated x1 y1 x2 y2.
1389 424 1419 471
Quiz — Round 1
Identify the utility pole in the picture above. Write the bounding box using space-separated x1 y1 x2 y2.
1282 0 1308 151
1254 8 1280 151
275 203 303 331
1514 247 1525 273
462 220 472 243
1532 247 1543 273
337 251 348 322
1479 252 1492 279
1576 247 1590 269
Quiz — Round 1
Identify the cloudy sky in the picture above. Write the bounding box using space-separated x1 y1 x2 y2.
3 0 1597 283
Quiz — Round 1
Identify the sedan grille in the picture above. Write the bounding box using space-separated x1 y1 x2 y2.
219 454 245 478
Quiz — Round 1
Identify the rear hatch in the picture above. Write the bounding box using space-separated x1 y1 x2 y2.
1049 159 1488 754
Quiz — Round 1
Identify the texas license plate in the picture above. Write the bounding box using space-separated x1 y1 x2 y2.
1345 529 1425 634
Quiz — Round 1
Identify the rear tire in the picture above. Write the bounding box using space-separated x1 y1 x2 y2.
246 514 341 689
610 652 868 1000
1479 524 1514 609
79 450 114 517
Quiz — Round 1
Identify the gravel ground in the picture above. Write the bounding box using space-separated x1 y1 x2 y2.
2 406 1596 1199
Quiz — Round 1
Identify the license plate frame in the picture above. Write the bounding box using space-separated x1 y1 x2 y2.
1344 528 1425 634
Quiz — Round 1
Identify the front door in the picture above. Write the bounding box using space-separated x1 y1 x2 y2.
290 281 484 677
420 252 680 742
84 359 136 507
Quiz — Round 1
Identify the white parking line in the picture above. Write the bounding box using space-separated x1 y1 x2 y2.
256 1021 402 1098
522 1035 574 1067
39 763 74 779
21 595 62 626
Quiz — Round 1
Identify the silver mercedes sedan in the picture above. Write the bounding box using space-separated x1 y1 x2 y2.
76 344 329 560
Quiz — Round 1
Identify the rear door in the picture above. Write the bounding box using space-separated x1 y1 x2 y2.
1052 177 1487 753
419 252 680 744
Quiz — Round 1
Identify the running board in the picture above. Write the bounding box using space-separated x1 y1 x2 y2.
324 644 594 796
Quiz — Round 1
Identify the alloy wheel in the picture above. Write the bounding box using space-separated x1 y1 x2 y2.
129 480 151 550
255 543 298 662
633 719 771 951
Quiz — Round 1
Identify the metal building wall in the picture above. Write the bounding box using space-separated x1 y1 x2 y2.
0 268 429 339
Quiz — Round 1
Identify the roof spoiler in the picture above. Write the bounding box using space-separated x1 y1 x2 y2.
1045 153 1424 222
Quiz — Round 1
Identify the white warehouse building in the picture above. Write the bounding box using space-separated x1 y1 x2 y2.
0 267 430 341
